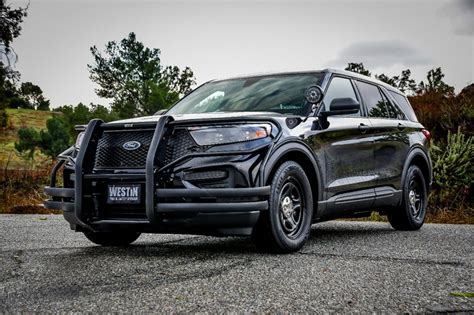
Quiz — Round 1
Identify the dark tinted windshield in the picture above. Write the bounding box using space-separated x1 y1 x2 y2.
166 73 324 116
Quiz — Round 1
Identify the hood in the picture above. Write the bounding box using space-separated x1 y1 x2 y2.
108 111 284 125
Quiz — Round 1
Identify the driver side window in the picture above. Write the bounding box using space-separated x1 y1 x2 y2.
323 77 360 116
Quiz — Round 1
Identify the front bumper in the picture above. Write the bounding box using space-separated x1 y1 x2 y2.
44 117 273 236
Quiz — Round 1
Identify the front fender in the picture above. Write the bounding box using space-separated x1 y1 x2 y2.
260 138 323 204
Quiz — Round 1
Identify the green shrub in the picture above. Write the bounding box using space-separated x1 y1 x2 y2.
430 129 473 209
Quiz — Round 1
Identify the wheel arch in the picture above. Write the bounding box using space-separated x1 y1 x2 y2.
261 140 323 206
402 146 432 192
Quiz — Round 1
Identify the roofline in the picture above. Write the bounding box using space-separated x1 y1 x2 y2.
208 68 404 95
211 70 326 82
322 68 403 94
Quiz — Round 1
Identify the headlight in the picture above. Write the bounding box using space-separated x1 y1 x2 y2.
188 124 271 146
75 131 85 148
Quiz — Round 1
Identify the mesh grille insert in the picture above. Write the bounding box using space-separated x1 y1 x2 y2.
94 127 209 169
94 130 155 169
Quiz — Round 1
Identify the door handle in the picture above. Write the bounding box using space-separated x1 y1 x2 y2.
397 123 406 130
358 123 370 133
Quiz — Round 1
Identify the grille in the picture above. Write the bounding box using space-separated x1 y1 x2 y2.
162 128 208 166
94 130 155 168
94 128 209 169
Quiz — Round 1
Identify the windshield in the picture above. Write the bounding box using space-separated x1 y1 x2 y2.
166 73 325 116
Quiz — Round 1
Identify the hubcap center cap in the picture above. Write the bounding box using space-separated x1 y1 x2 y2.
281 196 293 217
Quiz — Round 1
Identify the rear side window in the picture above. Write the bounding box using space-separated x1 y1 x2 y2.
355 81 389 118
381 90 405 120
323 77 360 116
388 91 418 122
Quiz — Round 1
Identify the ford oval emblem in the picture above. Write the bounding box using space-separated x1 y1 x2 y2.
122 141 141 151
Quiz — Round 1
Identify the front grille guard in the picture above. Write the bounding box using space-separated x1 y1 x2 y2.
45 116 275 231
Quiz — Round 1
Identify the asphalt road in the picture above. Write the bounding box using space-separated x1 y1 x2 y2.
0 215 472 313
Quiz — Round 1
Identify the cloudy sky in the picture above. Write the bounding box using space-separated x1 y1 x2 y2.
10 0 474 107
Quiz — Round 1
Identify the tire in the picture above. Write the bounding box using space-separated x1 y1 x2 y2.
83 230 141 246
252 161 314 253
388 165 427 230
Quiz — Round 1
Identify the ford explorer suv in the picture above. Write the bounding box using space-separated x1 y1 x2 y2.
44 69 432 253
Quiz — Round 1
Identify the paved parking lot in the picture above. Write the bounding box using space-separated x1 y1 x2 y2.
0 214 473 312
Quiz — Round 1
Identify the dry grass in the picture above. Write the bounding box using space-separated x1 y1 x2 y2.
344 206 473 225
0 164 61 214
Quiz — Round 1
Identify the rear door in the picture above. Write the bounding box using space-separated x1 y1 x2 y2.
354 81 410 206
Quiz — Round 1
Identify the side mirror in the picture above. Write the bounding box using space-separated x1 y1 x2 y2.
323 98 360 116
155 109 167 115
314 98 360 130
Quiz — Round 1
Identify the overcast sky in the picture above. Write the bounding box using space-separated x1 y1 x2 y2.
10 0 474 107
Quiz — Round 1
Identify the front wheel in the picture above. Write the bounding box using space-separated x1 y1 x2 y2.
83 231 141 246
252 161 314 253
388 165 427 230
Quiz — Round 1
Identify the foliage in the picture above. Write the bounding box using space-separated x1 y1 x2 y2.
345 63 453 97
14 127 38 159
375 69 417 94
430 129 473 209
417 67 455 96
19 81 50 110
0 0 28 51
409 84 474 140
0 0 28 82
0 2 50 112
15 116 70 159
57 103 119 139
344 62 371 76
0 108 7 128
39 117 70 158
88 32 195 118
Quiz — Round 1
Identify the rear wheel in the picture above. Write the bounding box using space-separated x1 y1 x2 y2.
83 231 141 246
388 165 427 230
252 161 313 253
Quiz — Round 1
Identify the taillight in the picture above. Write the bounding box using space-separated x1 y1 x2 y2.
422 129 431 143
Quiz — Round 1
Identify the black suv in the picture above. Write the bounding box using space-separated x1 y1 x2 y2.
44 69 432 253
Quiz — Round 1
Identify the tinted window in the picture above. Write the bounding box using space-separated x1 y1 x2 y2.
355 81 389 118
167 73 325 116
323 77 359 116
388 91 418 121
381 90 405 120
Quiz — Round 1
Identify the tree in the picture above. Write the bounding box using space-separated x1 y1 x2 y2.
37 97 50 111
0 0 28 81
417 67 455 96
39 117 70 159
19 82 42 108
345 62 371 77
57 102 119 138
88 32 195 118
15 127 39 159
376 69 417 94
15 116 70 159
375 73 396 87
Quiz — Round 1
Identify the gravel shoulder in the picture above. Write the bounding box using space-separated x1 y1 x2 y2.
0 214 473 312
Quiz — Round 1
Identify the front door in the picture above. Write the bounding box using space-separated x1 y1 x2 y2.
309 76 376 214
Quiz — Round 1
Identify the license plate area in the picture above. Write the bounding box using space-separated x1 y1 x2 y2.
107 184 141 204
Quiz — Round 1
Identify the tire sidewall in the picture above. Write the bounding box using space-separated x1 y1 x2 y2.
269 161 313 251
402 165 427 228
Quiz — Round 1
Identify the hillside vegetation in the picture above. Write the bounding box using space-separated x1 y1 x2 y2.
0 109 58 169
